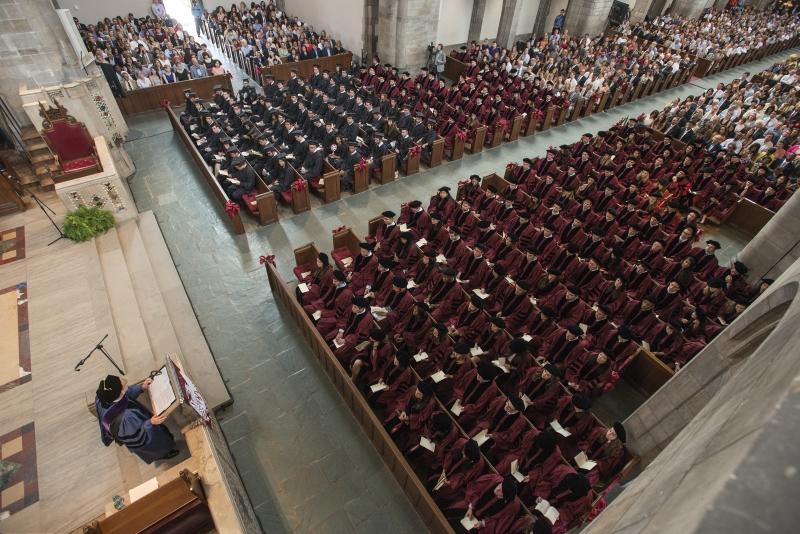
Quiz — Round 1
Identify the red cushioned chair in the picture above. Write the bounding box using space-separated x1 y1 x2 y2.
38 100 102 183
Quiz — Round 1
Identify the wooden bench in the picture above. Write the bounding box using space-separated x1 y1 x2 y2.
116 75 233 117
402 147 421 176
308 159 341 204
424 136 445 168
443 54 467 81
465 125 487 154
257 53 354 83
276 162 310 214
726 198 775 237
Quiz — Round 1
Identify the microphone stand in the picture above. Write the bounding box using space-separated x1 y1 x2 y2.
74 334 126 375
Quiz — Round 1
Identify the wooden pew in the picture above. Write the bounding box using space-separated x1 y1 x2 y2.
424 135 445 168
402 147 421 175
623 348 674 397
259 52 353 83
444 54 467 81
375 152 397 184
506 114 523 142
116 75 233 116
570 99 584 121
448 132 465 160
555 105 569 126
354 161 369 193
541 106 555 131
264 260 454 534
726 199 775 237
466 125 487 154
486 122 505 149
308 159 341 204
165 106 246 234
275 162 310 214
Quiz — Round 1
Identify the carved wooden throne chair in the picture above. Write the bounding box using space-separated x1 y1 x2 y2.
38 100 102 183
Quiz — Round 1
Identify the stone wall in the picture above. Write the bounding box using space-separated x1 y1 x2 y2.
565 0 614 37
377 0 442 71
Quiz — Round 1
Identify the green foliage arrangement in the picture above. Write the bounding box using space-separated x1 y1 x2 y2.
63 205 115 242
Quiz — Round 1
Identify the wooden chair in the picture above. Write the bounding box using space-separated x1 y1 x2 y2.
38 100 101 183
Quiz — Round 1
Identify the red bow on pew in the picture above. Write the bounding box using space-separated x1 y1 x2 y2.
455 129 468 141
603 370 621 393
291 179 308 191
332 225 348 234
355 158 368 171
498 118 510 131
532 109 544 121
224 200 240 218
160 99 171 108
587 495 607 521
259 254 276 266
408 144 422 157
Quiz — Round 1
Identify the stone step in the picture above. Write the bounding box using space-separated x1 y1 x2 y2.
39 177 55 192
94 227 159 378
30 152 54 164
136 211 231 410
25 139 48 152
34 164 51 176
116 218 184 373
21 126 40 141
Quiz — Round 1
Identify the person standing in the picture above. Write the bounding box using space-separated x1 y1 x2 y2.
191 0 204 36
553 9 566 33
95 374 179 464
434 43 446 80
151 0 167 20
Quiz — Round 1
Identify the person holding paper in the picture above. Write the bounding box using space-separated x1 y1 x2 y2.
312 271 353 336
385 380 436 446
295 252 333 304
550 394 594 440
458 245 492 291
469 220 502 252
503 431 563 503
448 294 489 344
406 412 459 474
421 212 450 251
428 267 464 323
543 324 588 372
378 277 415 332
430 438 485 507
450 201 478 240
446 474 522 533
369 348 415 411
396 301 433 351
95 375 178 464
350 328 392 383
398 200 431 238
392 232 419 271
373 210 401 253
474 317 510 359
363 257 396 304
565 351 614 397
516 364 563 425
470 396 528 454
348 242 378 295
325 296 372 360
491 234 525 278
441 229 469 269
579 422 627 484
538 468 592 530
454 361 504 429
524 306 560 349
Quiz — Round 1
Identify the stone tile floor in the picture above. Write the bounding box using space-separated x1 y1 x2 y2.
123 47 798 533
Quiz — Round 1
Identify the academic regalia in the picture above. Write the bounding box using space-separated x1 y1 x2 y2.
580 426 625 484
431 438 487 507
449 474 521 532
565 352 613 396
95 383 176 464
551 395 594 439
449 301 489 343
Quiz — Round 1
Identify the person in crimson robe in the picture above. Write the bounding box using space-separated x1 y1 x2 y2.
385 380 437 448
650 280 686 323
326 296 373 359
430 438 486 508
579 422 626 486
530 225 561 264
401 199 432 238
538 469 593 531
617 297 658 342
295 252 333 304
441 229 471 270
549 286 590 325
458 175 484 203
548 243 581 281
581 306 615 346
364 256 398 305
473 396 529 456
637 239 667 275
475 317 508 360
694 277 728 320
413 322 453 379
449 294 489 344
559 217 588 250
369 348 416 411
495 234 527 275
722 261 753 302
690 239 722 280
351 328 393 383
348 242 379 294
428 267 464 322
566 351 613 397
543 325 588 371
396 301 433 350
662 226 696 260
474 186 502 221
498 428 561 491
392 232 419 271
625 261 657 301
429 186 457 223
445 474 521 534
498 280 535 335
451 200 479 240
312 272 354 336
407 412 460 476
410 250 439 296
459 244 492 291
570 258 604 303
550 394 594 439
594 277 627 316
378 276 415 331
516 247 545 288
522 305 558 349
647 322 684 367
373 210 401 255
471 220 503 251
495 197 518 231
517 363 563 425
663 255 700 295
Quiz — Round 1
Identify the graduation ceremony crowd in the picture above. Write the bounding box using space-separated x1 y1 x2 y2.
618 3 800 61
647 56 800 215
449 28 695 115
288 101 793 530
203 1 346 69
76 10 227 92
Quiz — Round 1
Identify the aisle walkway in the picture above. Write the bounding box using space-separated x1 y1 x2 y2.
124 47 798 533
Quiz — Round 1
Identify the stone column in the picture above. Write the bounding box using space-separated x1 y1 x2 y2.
531 0 552 39
669 0 709 18
629 0 654 22
565 0 614 37
737 193 800 283
467 0 488 43
377 0 442 71
496 0 522 49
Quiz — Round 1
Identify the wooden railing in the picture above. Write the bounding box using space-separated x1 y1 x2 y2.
115 75 233 116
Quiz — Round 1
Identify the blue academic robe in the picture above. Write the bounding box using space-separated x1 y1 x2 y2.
96 384 175 464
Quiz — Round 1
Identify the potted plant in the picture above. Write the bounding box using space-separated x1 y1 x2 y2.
63 205 115 242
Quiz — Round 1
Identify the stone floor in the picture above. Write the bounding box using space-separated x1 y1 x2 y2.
123 47 799 533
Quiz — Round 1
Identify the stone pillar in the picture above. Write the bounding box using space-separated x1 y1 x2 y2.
565 0 614 37
669 0 709 18
737 193 800 283
532 0 553 39
496 0 522 49
467 0 488 43
377 0 442 71
629 0 654 22
364 0 379 62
